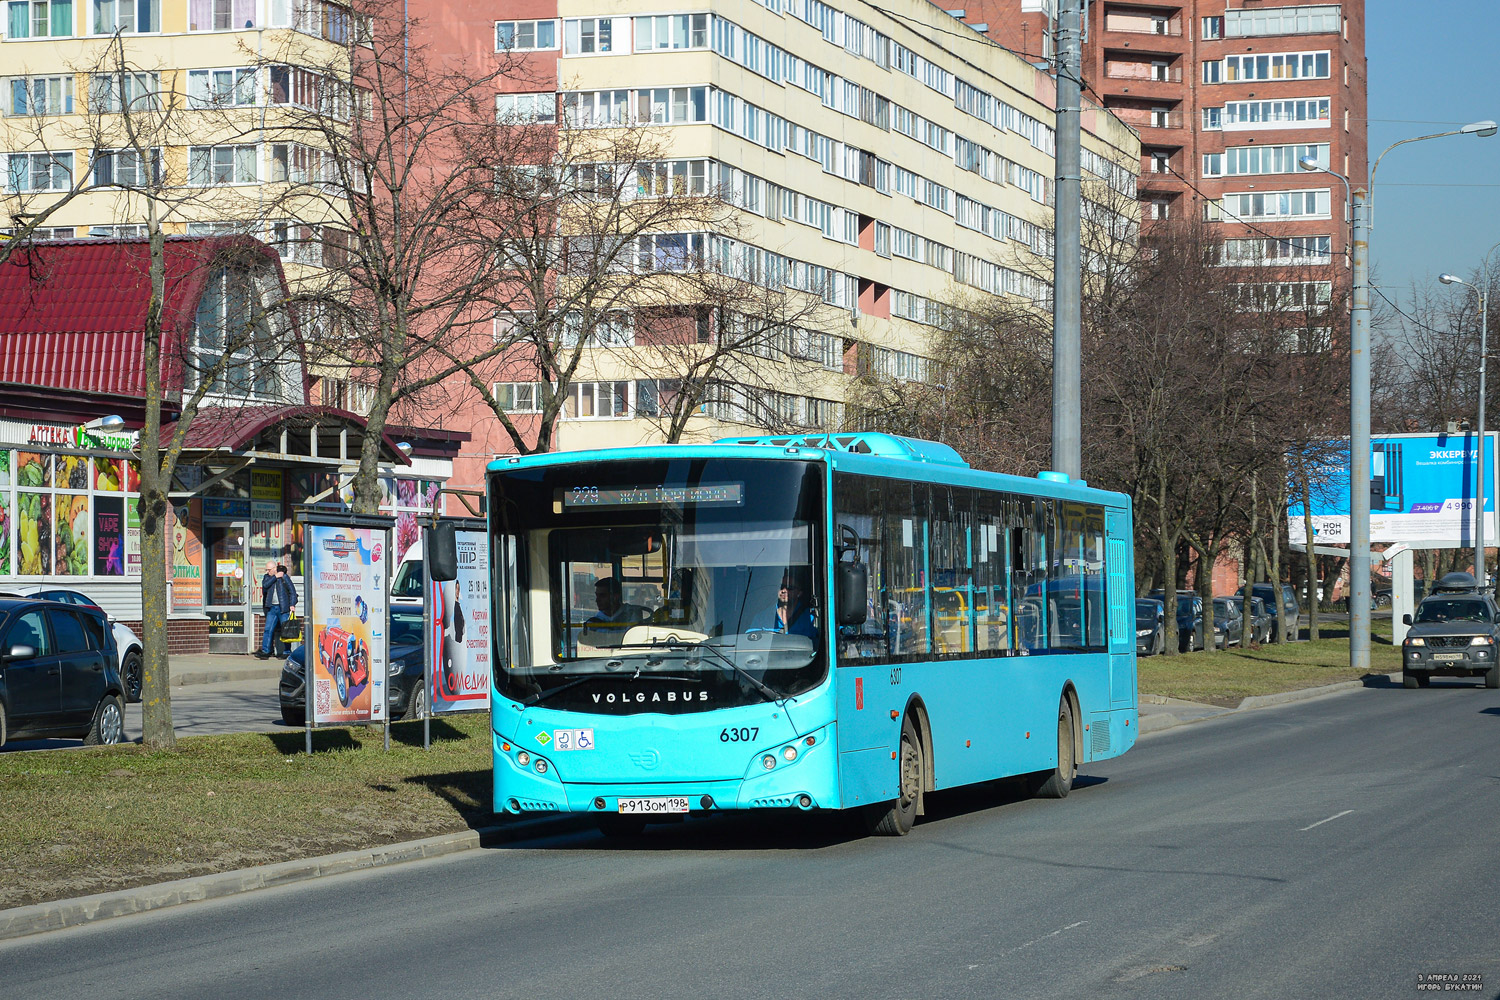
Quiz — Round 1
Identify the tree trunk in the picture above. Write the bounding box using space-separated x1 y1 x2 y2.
137 217 175 748
1267 506 1287 644
1160 515 1179 655
1198 545 1217 654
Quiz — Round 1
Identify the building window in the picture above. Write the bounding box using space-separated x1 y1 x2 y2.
187 67 256 108
1147 197 1171 220
6 75 73 115
1224 98 1331 129
91 147 160 187
1212 143 1329 176
1202 106 1222 130
633 13 708 51
1218 188 1331 222
1231 281 1333 311
1201 15 1222 39
493 382 545 413
186 0 252 29
88 71 159 113
634 379 680 418
562 381 631 419
495 19 557 51
1202 60 1221 84
495 92 557 124
1149 150 1171 174
1225 4 1341 38
2 150 72 191
5 0 73 38
94 0 159 33
86 223 145 237
564 17 617 54
190 267 286 400
1225 51 1330 81
189 144 257 185
636 233 705 272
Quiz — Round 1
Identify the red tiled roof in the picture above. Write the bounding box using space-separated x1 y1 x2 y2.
0 236 290 398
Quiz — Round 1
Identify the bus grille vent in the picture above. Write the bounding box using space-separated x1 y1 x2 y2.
751 796 795 808
1090 719 1111 756
516 799 559 812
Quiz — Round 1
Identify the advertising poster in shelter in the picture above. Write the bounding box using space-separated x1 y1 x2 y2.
426 528 491 713
307 524 389 725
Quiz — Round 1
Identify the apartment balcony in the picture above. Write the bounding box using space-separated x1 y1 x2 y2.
1104 64 1184 84
1108 106 1186 131
1101 4 1184 38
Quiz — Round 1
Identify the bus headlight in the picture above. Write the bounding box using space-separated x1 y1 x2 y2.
517 751 531 766
782 745 798 762
761 754 777 770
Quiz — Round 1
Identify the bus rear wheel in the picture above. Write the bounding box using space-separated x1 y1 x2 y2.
866 715 922 837
1027 696 1076 799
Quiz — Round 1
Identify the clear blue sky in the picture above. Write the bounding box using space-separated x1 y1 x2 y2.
1367 0 1500 304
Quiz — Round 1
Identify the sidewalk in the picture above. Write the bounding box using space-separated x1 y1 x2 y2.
166 651 286 687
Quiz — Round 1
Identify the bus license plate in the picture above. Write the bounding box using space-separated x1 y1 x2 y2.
618 797 690 815
1433 652 1466 661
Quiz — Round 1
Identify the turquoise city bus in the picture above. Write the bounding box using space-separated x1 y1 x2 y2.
484 433 1137 836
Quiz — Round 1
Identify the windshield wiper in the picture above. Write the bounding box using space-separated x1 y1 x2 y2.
666 640 787 703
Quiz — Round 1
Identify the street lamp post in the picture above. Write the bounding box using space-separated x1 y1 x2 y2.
1439 273 1490 589
1298 119 1496 672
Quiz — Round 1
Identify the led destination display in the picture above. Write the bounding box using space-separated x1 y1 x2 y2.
561 483 744 509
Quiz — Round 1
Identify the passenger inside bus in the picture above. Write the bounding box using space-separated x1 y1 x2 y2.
753 568 818 638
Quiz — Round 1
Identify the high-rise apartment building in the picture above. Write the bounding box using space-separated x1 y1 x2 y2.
970 0 1366 336
417 0 1140 483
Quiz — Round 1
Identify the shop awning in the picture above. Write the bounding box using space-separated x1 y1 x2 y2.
164 404 413 467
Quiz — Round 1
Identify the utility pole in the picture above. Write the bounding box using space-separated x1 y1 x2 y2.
1051 0 1082 479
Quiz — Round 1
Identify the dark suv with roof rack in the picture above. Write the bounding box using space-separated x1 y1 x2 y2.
1401 589 1500 689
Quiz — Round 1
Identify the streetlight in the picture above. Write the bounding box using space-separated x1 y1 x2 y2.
1299 119 1496 672
1439 273 1490 589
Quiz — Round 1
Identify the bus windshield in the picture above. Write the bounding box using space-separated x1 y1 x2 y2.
490 458 826 713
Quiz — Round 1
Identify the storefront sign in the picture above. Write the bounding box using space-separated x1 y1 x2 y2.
207 611 245 635
27 423 137 452
94 496 125 576
427 528 491 712
307 523 389 726
251 469 283 500
170 500 203 612
126 503 141 574
203 498 252 520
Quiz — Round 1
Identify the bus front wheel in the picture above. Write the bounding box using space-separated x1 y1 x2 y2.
1028 696 1076 799
866 715 922 837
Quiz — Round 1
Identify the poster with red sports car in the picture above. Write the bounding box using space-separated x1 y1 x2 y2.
307 524 389 725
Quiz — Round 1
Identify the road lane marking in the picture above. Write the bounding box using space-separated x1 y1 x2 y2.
1300 809 1353 831
1003 920 1087 955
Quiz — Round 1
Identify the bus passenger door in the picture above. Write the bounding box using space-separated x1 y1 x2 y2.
1105 512 1135 707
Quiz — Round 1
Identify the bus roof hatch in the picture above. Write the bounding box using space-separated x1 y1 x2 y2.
714 432 970 468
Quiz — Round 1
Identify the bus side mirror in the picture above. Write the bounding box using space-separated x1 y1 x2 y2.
837 561 868 626
1402 613 1413 626
428 522 458 582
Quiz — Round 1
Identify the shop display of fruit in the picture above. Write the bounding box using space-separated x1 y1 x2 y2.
54 495 88 576
95 459 123 492
17 453 49 489
18 492 51 575
0 500 10 573
59 455 88 490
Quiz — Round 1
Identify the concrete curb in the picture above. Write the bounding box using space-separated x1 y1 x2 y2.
0 814 589 943
1139 672 1401 735
172 667 284 687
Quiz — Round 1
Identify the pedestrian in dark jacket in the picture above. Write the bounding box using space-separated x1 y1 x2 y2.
257 561 298 658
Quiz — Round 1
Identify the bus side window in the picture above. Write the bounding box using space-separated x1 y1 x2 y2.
833 473 888 663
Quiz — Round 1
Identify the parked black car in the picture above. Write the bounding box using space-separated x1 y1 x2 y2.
280 604 428 725
1223 595 1272 644
1211 597 1244 648
1401 593 1500 689
1147 591 1205 651
0 598 125 747
1251 583 1302 641
1134 598 1166 656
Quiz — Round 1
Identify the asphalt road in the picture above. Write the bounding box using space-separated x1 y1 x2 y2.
5 679 1500 999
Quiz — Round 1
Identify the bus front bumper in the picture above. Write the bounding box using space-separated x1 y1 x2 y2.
492 726 840 816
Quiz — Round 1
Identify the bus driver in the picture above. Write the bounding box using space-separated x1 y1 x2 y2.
580 577 650 646
755 569 818 639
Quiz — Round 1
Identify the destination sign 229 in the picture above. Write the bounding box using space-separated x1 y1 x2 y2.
560 483 744 509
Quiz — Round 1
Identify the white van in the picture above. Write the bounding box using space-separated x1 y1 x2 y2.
392 539 424 606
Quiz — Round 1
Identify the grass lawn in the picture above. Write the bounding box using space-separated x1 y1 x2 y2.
1138 636 1400 706
0 715 494 911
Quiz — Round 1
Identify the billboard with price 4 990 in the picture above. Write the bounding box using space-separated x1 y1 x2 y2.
1287 432 1497 547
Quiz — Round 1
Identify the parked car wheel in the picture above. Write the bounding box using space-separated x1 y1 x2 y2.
281 705 305 726
84 695 126 746
1487 667 1499 690
122 649 143 703
0 702 7 749
405 681 427 721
